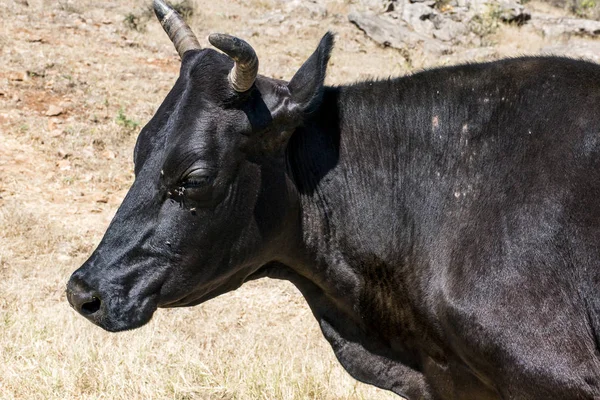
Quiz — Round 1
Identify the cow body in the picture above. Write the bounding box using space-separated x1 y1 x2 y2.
66 2 600 398
271 57 600 398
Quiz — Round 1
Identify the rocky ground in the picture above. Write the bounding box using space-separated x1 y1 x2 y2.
349 0 600 63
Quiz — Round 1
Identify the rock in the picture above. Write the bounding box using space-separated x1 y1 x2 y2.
453 46 498 62
450 0 530 23
461 0 494 15
402 2 437 34
349 12 452 56
284 0 327 19
348 0 597 67
530 14 600 38
356 0 395 12
497 0 530 24
348 0 530 58
249 11 286 25
45 105 64 117
433 17 469 41
384 1 398 12
542 40 600 62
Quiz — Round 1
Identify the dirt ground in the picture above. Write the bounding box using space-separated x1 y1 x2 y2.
0 0 598 399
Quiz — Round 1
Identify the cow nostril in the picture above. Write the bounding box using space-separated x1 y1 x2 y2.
81 297 101 315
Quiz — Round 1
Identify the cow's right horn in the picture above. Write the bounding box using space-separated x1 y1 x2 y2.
154 0 200 58
208 33 259 93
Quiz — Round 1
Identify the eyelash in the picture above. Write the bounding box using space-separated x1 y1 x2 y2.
166 174 215 209
183 175 212 188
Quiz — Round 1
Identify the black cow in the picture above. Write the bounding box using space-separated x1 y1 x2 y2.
66 0 600 398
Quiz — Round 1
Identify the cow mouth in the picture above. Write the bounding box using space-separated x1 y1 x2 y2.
70 264 267 330
157 265 265 308
66 269 163 333
71 292 160 333
157 276 246 308
104 295 160 332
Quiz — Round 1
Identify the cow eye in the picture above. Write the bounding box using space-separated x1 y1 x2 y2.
183 173 213 188
176 170 215 204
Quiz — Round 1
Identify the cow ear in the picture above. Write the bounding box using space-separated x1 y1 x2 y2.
287 32 334 114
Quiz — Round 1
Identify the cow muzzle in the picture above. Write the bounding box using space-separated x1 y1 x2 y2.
66 275 103 321
66 270 159 332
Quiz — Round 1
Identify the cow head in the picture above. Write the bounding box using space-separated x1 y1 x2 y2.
66 0 333 332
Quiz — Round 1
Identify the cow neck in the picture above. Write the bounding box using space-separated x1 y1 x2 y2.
282 81 446 361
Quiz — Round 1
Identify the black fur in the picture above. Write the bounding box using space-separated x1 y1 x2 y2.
68 33 600 399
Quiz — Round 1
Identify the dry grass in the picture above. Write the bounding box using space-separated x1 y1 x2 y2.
0 0 594 398
0 0 399 398
0 201 388 399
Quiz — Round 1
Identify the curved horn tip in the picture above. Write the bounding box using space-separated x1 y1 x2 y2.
207 34 223 49
153 0 173 21
207 33 258 65
154 0 201 58
207 33 225 45
207 32 259 92
207 33 246 55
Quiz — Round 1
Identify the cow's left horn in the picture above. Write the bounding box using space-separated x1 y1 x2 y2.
154 0 200 58
208 33 258 92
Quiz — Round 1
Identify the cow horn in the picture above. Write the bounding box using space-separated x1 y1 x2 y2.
154 0 200 58
208 33 258 92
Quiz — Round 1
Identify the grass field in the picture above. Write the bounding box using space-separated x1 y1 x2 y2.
0 0 594 398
